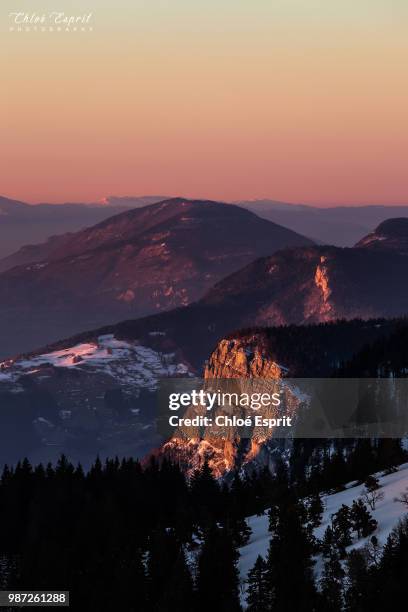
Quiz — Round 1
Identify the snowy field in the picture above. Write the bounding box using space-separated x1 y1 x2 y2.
239 462 408 589
0 334 190 390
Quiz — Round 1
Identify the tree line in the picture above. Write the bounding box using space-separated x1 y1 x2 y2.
0 446 407 611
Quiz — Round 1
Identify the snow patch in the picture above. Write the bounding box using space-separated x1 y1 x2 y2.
0 334 191 392
239 463 408 599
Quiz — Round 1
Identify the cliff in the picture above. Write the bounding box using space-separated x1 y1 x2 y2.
159 334 296 478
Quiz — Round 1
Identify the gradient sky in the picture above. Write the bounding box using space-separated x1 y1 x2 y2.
1 0 408 205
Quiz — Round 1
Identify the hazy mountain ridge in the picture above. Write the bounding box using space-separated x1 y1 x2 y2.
0 195 132 260
238 199 408 246
21 216 408 376
43 217 408 372
99 195 168 208
0 198 313 357
355 217 408 254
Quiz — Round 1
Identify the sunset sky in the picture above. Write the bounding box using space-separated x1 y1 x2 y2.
2 0 408 205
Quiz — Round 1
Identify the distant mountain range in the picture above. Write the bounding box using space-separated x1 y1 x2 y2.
3 193 408 262
0 198 312 357
355 218 408 254
49 216 407 373
0 195 128 260
237 199 408 246
2 215 408 467
0 195 170 260
98 195 168 208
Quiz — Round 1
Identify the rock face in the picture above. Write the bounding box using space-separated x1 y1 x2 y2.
155 318 405 477
0 198 313 358
203 242 408 326
204 338 283 379
159 335 290 478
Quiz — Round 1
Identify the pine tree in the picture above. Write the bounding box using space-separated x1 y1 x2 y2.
158 547 194 612
344 549 370 611
350 499 377 539
246 555 271 611
331 504 353 555
289 438 308 486
147 530 179 598
268 504 280 535
373 516 408 606
364 475 380 492
266 502 317 611
321 525 336 558
228 516 252 548
190 458 221 528
319 543 345 611
272 458 290 503
251 466 275 514
196 525 241 612
113 546 148 611
230 472 249 516
308 492 324 528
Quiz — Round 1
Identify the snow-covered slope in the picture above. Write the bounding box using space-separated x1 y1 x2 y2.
239 463 408 591
0 333 189 392
0 333 192 466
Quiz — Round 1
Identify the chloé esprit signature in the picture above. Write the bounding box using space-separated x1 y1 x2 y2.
9 12 93 26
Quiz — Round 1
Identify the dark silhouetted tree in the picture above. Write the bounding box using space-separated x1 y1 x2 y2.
350 500 377 539
246 555 270 611
266 502 316 611
196 525 241 612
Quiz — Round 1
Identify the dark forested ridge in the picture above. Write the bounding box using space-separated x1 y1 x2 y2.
27 316 406 375
0 456 268 611
339 323 408 377
0 442 407 611
2 319 408 609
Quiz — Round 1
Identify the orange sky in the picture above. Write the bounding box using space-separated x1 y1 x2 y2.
2 1 408 205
